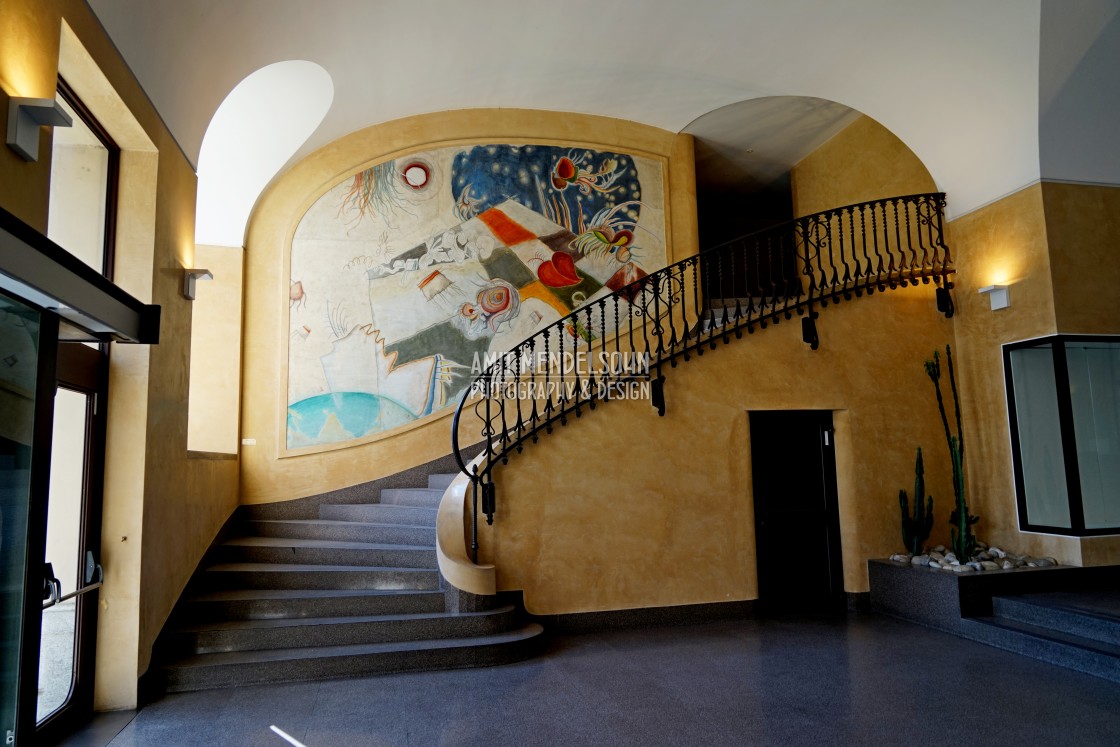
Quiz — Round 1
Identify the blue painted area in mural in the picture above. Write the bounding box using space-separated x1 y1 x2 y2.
450 145 642 228
286 392 416 448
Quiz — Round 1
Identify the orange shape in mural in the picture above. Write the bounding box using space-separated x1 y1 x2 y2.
478 208 536 246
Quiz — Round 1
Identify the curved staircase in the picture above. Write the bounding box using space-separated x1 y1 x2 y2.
156 473 542 692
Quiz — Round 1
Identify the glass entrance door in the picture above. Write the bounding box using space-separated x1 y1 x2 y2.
36 342 106 740
0 292 46 746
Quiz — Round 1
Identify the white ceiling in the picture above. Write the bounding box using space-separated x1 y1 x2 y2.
88 0 1052 219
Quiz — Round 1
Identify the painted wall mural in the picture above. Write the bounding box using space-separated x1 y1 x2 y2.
287 143 666 450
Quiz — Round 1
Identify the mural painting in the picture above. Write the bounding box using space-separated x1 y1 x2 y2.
287 143 666 449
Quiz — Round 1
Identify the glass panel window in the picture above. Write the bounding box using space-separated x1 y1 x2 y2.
1066 342 1120 529
1008 345 1071 528
46 81 118 279
37 388 89 722
0 292 41 743
1005 335 1120 535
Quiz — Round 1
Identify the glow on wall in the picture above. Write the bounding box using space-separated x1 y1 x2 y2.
286 143 666 450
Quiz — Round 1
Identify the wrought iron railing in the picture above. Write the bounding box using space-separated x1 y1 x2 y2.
451 192 954 561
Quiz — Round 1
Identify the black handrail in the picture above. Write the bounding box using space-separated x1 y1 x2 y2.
451 192 953 560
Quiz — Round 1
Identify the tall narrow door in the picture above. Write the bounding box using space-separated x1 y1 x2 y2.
36 342 106 741
750 410 843 611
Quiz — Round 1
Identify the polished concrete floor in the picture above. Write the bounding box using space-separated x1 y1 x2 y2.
65 613 1120 746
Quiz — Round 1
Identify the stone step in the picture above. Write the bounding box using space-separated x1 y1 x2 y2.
961 616 1120 684
216 536 437 568
198 563 441 592
992 592 1120 647
162 624 545 692
320 503 438 526
247 519 436 546
427 473 458 491
378 488 445 508
169 606 519 655
176 589 447 624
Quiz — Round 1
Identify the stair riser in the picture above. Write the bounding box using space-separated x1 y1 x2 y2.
215 545 437 569
163 635 543 693
172 609 518 655
378 489 444 508
176 593 447 624
992 598 1120 647
199 569 440 592
427 474 457 491
320 504 437 526
961 619 1120 684
248 522 436 546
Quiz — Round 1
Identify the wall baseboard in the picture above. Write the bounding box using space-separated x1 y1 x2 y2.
530 600 757 634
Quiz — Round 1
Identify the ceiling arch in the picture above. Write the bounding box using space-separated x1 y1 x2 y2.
91 0 1046 218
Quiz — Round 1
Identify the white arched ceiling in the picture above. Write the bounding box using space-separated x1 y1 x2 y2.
686 97 861 193
194 60 332 247
91 0 1050 218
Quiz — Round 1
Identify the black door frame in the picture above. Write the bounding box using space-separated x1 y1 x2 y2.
34 342 109 743
750 409 844 610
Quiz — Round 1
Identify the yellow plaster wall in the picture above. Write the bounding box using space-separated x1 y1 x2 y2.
468 112 954 613
790 115 938 217
240 110 697 504
0 0 240 708
480 285 954 612
945 185 1084 562
187 244 245 454
1041 182 1120 335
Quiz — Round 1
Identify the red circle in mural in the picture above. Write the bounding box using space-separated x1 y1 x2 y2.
401 161 430 190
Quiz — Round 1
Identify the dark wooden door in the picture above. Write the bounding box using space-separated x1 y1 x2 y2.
750 410 843 612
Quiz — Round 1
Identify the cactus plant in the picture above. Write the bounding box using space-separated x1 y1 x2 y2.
899 447 934 555
925 345 979 560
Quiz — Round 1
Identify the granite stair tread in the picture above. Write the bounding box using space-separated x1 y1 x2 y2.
993 592 1120 646
378 488 446 507
427 474 457 490
175 605 515 633
205 562 436 574
166 623 544 669
249 519 436 532
997 590 1120 620
158 470 541 691
183 588 443 603
964 615 1120 683
223 536 435 551
319 504 438 526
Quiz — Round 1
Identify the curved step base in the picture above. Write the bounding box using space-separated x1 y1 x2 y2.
162 623 545 692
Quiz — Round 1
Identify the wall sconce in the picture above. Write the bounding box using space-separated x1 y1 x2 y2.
7 97 73 161
183 269 214 300
978 284 1010 311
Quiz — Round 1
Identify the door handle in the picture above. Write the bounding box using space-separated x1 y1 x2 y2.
42 563 62 608
42 553 104 609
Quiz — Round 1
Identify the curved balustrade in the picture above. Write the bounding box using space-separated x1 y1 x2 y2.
451 192 953 561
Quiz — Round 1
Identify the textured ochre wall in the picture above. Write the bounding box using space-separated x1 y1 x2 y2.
481 285 954 612
0 1 239 709
470 114 955 613
240 110 698 504
187 244 244 454
944 185 1081 562
791 115 938 217
1042 182 1120 335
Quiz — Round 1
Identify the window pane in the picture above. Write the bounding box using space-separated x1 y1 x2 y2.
1066 342 1120 529
0 292 41 741
46 95 109 274
1009 345 1071 528
37 388 89 722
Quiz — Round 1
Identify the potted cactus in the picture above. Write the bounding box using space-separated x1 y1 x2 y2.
899 447 933 556
925 345 979 561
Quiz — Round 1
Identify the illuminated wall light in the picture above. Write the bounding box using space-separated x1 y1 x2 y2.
978 284 1010 311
